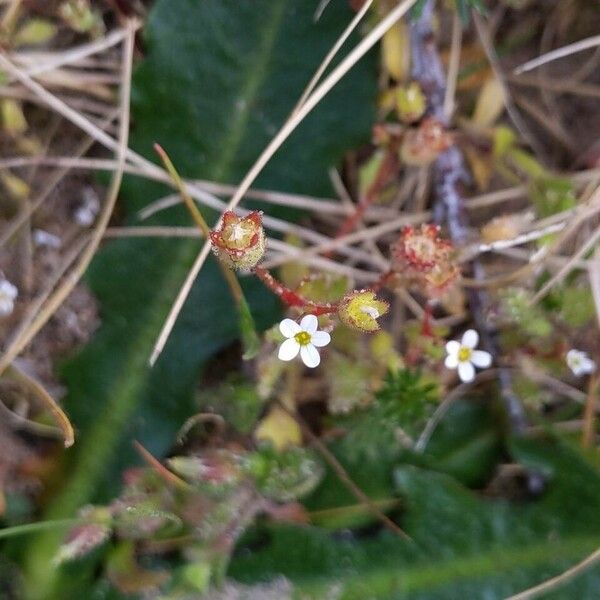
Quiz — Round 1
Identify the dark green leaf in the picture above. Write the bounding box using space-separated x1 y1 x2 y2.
230 439 600 599
20 1 376 596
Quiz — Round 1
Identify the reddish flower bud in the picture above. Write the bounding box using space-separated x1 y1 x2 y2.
55 508 111 564
423 260 461 297
391 224 460 298
400 118 453 166
391 224 451 272
209 211 265 270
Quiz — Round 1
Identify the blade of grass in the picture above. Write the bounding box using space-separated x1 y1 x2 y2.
154 144 260 359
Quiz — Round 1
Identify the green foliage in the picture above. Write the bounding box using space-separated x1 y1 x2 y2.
543 283 596 328
376 369 437 431
197 377 265 435
307 398 503 530
530 175 576 219
501 288 553 338
296 273 351 303
230 438 600 599
332 369 438 462
246 444 323 503
19 1 376 597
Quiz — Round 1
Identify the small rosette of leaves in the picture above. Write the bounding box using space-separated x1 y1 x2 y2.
335 369 437 460
209 210 265 270
244 444 323 503
376 369 437 435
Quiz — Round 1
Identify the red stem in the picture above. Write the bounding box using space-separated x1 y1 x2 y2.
253 267 338 316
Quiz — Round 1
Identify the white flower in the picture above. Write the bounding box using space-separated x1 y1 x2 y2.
0 278 18 317
445 329 492 383
74 187 100 227
566 349 596 377
33 229 61 249
277 314 331 368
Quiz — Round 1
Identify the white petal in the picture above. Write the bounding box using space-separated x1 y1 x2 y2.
0 299 14 316
445 340 460 356
279 318 301 338
471 350 492 368
581 358 596 374
461 329 479 349
445 354 459 369
310 330 331 347
300 344 320 368
300 314 318 334
571 364 585 377
278 338 300 361
458 361 475 382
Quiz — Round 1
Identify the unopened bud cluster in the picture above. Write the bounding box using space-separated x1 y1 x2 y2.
391 224 459 297
400 117 453 166
209 210 265 270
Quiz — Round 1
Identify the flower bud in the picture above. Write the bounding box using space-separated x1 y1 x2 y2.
391 225 460 298
391 224 450 272
396 82 426 124
400 118 453 166
209 211 265 270
423 260 461 297
338 290 389 332
480 213 532 243
55 506 112 564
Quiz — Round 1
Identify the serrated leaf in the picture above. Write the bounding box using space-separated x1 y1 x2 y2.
230 438 600 599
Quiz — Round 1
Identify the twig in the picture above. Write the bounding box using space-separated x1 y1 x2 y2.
514 34 600 75
0 21 137 378
132 440 190 490
472 12 547 164
507 73 600 99
443 10 462 120
581 375 598 448
6 362 74 448
0 110 120 249
11 28 131 80
504 546 600 600
411 1 530 435
292 0 374 114
415 369 501 452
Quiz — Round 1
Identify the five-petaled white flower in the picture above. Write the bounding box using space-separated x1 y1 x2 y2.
566 349 596 377
278 314 331 368
0 278 18 317
445 329 492 383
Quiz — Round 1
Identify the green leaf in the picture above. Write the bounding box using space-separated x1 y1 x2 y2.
238 294 261 360
305 399 502 530
19 1 375 597
230 439 600 599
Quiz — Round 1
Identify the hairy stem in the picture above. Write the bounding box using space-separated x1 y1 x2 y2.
410 1 530 437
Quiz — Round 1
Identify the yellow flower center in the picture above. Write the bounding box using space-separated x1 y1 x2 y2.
295 331 312 346
458 346 472 362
